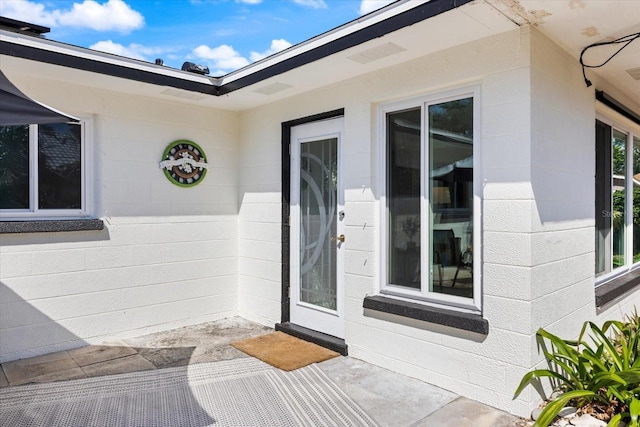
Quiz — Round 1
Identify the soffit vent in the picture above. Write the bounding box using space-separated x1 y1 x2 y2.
627 67 640 81
347 42 406 64
160 87 207 101
252 82 293 95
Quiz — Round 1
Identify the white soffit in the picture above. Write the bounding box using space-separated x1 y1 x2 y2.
219 0 433 86
347 43 407 64
252 82 293 95
0 29 218 87
487 0 640 109
628 67 640 81
0 0 517 111
217 1 517 110
160 87 208 101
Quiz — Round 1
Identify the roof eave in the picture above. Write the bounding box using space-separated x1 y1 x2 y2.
0 0 473 98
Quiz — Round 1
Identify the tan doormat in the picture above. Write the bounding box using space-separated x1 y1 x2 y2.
231 331 339 371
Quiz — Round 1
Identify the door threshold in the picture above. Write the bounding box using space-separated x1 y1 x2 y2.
275 322 348 356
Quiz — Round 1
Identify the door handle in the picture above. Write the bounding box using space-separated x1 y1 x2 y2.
331 234 345 243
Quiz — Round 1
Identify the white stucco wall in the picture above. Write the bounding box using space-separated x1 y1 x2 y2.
237 26 640 417
3 20 640 419
0 69 241 362
237 27 533 415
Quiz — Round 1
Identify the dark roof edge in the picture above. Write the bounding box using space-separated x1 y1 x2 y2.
0 0 472 97
0 16 50 36
596 90 640 126
219 0 473 95
0 40 219 95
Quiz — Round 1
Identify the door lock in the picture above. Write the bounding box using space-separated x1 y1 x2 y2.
331 234 345 243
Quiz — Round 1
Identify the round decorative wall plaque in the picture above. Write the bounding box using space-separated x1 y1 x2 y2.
159 140 209 187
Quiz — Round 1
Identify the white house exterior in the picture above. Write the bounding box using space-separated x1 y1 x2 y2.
1 0 640 418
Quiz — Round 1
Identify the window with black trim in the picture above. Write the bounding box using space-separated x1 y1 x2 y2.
596 117 640 279
380 87 480 312
0 121 88 218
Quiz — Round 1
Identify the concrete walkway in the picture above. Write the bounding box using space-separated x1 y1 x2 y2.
0 317 524 426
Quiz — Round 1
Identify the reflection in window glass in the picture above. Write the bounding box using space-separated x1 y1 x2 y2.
0 125 29 209
299 138 338 310
38 123 82 209
429 98 473 297
385 97 474 300
612 129 627 269
0 122 82 213
634 136 640 264
387 108 421 289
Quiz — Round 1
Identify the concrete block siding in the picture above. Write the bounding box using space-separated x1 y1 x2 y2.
0 78 241 362
236 25 640 417
0 216 239 363
235 27 543 416
4 21 640 420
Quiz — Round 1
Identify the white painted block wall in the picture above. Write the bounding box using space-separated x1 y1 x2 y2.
237 27 536 415
3 21 640 420
0 73 241 362
237 26 640 417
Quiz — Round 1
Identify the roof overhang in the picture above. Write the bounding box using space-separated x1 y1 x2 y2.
1 0 638 113
0 0 516 111
486 0 640 112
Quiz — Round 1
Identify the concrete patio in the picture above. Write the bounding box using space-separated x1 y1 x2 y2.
0 317 523 426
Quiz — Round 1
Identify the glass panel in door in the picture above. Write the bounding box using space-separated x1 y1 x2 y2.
299 137 338 311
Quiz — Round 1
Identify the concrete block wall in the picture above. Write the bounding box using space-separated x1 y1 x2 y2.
236 110 285 326
0 72 241 362
237 27 542 416
519 27 640 415
594 70 640 325
353 27 536 416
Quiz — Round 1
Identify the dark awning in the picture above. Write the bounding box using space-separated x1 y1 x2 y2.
0 68 79 126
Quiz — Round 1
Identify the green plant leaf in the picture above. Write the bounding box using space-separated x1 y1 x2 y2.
535 332 584 389
533 390 596 427
588 322 624 370
629 397 640 427
514 369 571 398
608 413 624 427
517 313 640 426
617 369 640 384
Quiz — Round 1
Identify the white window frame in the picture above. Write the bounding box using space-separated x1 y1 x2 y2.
0 117 93 220
596 105 640 285
377 85 482 313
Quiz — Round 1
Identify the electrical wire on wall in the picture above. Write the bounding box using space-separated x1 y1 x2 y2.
580 32 640 87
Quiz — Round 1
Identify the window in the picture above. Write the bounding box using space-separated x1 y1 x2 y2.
381 88 479 311
0 121 88 218
596 117 640 279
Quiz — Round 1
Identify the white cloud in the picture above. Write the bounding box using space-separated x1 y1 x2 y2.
250 39 292 62
57 0 144 32
0 0 56 26
89 40 162 60
236 0 262 4
192 39 292 74
0 0 144 33
292 0 327 9
358 0 394 15
192 44 250 74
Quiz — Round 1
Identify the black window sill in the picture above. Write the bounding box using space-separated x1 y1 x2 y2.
0 219 104 234
363 295 489 335
595 269 640 309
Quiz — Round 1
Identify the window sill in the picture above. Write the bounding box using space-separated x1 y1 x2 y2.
0 219 104 234
363 295 489 335
595 268 640 310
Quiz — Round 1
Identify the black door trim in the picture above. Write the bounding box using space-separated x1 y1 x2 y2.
280 108 345 323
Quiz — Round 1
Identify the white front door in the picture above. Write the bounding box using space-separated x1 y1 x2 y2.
290 117 344 339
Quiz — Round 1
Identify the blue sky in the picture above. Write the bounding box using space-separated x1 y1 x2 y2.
0 0 395 75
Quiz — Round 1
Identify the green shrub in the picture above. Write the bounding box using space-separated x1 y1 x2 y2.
515 312 640 427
